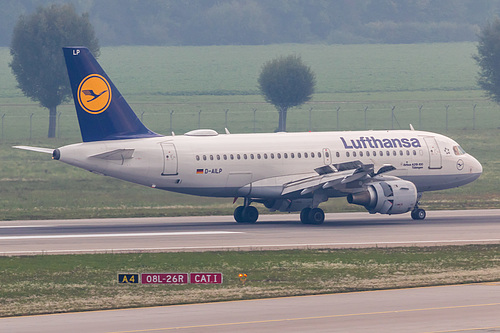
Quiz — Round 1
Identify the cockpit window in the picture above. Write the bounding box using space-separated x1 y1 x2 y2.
453 145 466 155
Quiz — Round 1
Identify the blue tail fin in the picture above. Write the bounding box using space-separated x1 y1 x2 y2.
63 47 160 142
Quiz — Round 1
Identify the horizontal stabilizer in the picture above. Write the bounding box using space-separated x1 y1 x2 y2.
90 149 135 160
13 146 54 154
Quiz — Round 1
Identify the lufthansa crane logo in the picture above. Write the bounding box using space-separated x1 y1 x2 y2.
77 74 112 114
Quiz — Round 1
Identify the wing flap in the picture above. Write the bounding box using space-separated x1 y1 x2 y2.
281 161 396 196
282 171 352 196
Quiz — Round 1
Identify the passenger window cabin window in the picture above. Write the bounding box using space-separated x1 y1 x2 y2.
359 151 364 157
264 153 268 159
318 152 322 158
203 155 207 160
325 151 330 158
386 151 390 156
271 153 275 159
346 152 350 157
284 153 288 159
336 152 340 158
237 154 241 160
413 150 417 156
250 154 255 159
393 151 397 156
353 152 357 157
304 152 308 158
196 155 200 161
243 154 247 160
223 154 227 160
399 150 403 156
291 153 295 158
366 151 370 157
277 153 281 159
217 154 220 160
257 154 261 159
311 152 315 158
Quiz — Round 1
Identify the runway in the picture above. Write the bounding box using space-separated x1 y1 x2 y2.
1 209 500 255
2 283 500 332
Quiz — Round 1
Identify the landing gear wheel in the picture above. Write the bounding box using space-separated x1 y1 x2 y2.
234 205 259 223
243 206 258 223
308 208 325 225
300 208 312 224
234 206 245 223
411 208 426 220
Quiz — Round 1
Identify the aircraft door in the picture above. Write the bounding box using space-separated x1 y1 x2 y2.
423 137 442 169
322 148 331 165
161 142 178 175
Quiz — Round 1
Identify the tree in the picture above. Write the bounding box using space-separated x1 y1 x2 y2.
474 17 500 104
10 4 99 138
258 55 316 132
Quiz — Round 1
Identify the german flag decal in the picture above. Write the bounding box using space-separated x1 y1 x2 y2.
196 169 204 174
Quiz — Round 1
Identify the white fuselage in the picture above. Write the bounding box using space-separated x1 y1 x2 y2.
56 129 482 201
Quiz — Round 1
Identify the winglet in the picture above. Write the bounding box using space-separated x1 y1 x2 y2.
63 47 161 142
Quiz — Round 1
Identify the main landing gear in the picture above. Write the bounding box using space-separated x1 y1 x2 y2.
300 207 325 225
234 198 259 223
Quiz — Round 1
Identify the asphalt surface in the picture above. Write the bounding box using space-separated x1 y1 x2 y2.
2 210 500 332
1 209 500 255
2 283 500 332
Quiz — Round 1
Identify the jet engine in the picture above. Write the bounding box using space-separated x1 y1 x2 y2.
347 180 417 215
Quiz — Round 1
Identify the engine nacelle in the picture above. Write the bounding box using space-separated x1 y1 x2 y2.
347 180 417 215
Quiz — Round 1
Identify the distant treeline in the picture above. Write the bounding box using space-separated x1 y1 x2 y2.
1 0 499 46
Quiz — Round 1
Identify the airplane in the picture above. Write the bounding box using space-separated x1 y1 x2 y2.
14 47 483 224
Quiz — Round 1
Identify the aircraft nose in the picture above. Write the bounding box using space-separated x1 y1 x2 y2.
468 154 482 178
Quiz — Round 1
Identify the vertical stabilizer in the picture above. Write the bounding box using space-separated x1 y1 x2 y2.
63 47 160 142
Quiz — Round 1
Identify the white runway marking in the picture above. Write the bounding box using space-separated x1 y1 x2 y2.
0 231 243 240
0 225 52 228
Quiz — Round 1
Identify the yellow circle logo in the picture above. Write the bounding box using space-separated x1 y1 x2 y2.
77 74 112 114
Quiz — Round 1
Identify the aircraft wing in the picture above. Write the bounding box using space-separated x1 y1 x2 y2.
13 146 54 154
281 161 396 196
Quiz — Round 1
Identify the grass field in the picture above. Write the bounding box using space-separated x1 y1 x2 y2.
1 246 499 317
0 42 499 220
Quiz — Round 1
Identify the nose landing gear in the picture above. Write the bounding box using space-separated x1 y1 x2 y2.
411 194 426 220
411 208 426 220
